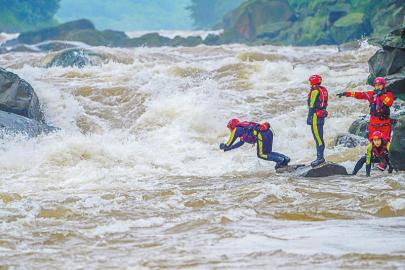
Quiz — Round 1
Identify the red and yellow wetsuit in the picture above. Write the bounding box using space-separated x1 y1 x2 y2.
344 89 394 141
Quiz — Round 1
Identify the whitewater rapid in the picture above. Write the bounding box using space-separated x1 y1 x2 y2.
0 41 404 269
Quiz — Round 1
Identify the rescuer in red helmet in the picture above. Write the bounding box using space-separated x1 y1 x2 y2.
307 74 329 167
337 77 394 141
352 130 393 176
220 119 290 169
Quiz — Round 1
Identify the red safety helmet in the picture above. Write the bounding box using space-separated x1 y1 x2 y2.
371 131 383 140
309 74 322 86
373 77 386 86
259 122 270 132
227 118 240 130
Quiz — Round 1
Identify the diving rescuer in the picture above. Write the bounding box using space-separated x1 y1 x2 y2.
220 119 290 169
337 77 394 141
307 74 329 167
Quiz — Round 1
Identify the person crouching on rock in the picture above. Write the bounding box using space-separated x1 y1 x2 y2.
307 74 329 167
220 119 290 169
337 77 394 141
352 131 393 176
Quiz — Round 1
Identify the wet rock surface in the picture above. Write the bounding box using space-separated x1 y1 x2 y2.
0 67 57 136
298 162 349 178
0 67 44 122
335 133 369 148
368 27 405 99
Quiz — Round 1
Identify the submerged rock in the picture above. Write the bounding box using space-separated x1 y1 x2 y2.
335 133 369 148
0 67 44 122
46 48 106 68
389 115 405 171
297 162 348 178
0 110 56 137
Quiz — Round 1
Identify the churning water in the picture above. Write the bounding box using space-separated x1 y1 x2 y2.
0 39 404 269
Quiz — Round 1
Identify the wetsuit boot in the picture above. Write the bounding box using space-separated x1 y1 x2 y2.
271 152 290 169
311 157 325 168
311 148 325 167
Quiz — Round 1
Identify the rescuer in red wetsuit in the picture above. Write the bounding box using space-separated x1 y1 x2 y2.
337 77 394 141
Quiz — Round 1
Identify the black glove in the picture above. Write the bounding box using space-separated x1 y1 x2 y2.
219 143 226 150
336 92 346 98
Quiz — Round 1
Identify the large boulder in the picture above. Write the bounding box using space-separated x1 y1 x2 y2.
0 68 44 122
368 27 405 99
17 19 96 45
330 12 372 44
0 111 56 137
389 115 405 171
13 19 129 47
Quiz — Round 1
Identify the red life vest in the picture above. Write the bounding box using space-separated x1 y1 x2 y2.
237 121 259 144
368 91 390 119
308 86 328 118
318 86 328 108
372 143 389 161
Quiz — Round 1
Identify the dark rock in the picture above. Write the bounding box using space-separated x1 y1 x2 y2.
203 34 222 45
367 27 405 98
123 33 171 47
276 164 305 174
46 49 106 68
12 19 129 48
0 111 57 137
381 27 405 49
64 29 128 47
335 133 369 148
389 115 405 171
348 116 369 139
168 36 203 47
0 67 44 122
297 162 348 178
18 19 96 45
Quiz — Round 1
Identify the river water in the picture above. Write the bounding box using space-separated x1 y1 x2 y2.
0 40 404 269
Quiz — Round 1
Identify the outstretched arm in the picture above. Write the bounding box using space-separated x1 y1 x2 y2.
337 90 373 100
220 127 244 151
223 141 245 152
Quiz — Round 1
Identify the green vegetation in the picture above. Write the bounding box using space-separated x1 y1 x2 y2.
220 0 405 45
0 0 60 32
188 0 245 29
